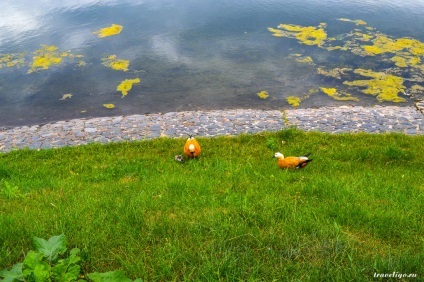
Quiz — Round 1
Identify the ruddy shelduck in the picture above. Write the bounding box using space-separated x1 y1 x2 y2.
274 152 312 169
184 135 201 158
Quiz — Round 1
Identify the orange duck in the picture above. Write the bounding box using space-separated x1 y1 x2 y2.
184 135 201 158
274 152 312 169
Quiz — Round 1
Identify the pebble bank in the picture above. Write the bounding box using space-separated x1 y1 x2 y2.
1 105 423 153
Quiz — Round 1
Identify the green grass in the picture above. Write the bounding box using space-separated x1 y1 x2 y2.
1 129 423 281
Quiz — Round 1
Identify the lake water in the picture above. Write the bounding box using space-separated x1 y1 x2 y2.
1 0 424 127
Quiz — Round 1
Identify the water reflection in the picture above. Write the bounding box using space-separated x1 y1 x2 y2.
1 0 424 126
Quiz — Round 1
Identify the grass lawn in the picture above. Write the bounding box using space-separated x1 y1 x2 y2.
1 129 423 281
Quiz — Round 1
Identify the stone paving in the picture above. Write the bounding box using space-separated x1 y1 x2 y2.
0 105 423 153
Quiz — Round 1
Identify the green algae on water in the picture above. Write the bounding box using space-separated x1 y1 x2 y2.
0 53 25 69
103 104 115 109
268 23 327 46
343 69 406 102
286 96 301 107
269 19 424 104
257 90 269 99
102 55 130 71
28 45 83 73
320 87 359 101
337 18 367 26
94 24 123 38
117 78 140 97
288 54 315 65
316 67 352 79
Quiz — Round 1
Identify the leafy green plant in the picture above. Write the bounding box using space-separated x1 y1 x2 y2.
0 234 141 282
0 180 25 199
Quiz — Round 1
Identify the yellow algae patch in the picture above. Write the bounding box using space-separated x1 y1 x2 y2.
0 53 25 68
269 23 327 46
320 87 336 96
343 69 406 102
287 54 315 65
29 45 62 72
320 21 424 69
390 54 421 68
28 45 83 73
337 18 367 26
320 87 359 101
94 24 123 38
267 19 423 105
325 46 346 51
267 27 287 37
316 67 352 79
295 55 314 64
257 90 269 99
286 96 301 107
117 78 140 97
103 104 115 109
102 55 129 71
59 93 73 100
362 45 384 55
362 35 424 57
351 31 373 42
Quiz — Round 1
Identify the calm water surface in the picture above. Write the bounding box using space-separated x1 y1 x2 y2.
1 0 424 126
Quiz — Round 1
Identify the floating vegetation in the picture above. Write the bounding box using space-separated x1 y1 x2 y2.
308 89 319 95
269 18 424 106
102 55 129 71
76 60 87 67
117 78 140 97
0 53 25 69
361 35 424 57
390 54 421 68
286 96 301 107
288 54 315 65
268 23 327 46
257 90 269 99
94 24 123 38
337 18 367 26
59 93 73 100
320 87 359 101
28 45 83 73
296 56 314 64
103 104 115 109
28 45 62 73
316 67 352 79
343 69 406 102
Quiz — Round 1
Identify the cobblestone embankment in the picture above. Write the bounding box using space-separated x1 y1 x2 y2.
1 106 423 153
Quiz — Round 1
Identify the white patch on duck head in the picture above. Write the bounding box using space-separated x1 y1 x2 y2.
274 152 284 159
